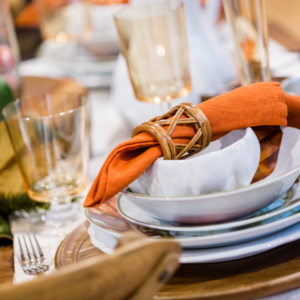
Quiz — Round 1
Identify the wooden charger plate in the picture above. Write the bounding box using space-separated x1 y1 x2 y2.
55 220 300 300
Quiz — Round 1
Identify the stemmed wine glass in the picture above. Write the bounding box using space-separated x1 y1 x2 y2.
114 0 191 110
223 0 271 85
2 93 89 236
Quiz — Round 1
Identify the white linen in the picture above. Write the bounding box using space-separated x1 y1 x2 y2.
11 203 86 285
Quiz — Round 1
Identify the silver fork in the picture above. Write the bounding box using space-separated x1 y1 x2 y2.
22 236 38 271
18 237 37 275
18 234 49 275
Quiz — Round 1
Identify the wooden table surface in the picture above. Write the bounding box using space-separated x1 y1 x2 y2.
0 244 14 285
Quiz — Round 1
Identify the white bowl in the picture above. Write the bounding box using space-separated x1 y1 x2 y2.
129 128 260 197
122 127 300 224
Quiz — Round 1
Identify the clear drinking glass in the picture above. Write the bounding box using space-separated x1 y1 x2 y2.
2 93 89 235
223 0 271 85
114 0 190 104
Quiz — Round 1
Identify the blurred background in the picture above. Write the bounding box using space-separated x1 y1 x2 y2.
1 0 300 185
1 0 300 192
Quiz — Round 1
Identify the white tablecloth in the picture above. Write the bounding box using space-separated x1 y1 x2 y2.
11 207 86 285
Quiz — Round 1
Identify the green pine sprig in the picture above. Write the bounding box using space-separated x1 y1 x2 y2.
0 75 14 122
0 215 12 237
0 193 82 218
0 193 50 218
0 193 82 239
0 193 47 239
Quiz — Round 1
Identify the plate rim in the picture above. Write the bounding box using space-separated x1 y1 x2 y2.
86 198 300 246
87 220 300 264
117 184 300 232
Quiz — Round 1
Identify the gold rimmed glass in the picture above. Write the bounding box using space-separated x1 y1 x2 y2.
223 0 271 85
114 0 190 105
2 93 89 235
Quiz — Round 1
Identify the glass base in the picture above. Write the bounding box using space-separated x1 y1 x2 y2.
30 203 78 237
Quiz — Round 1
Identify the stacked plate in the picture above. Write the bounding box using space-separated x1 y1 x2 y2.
86 177 300 263
86 127 300 263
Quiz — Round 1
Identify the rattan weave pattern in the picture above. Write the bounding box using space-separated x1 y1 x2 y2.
132 102 211 160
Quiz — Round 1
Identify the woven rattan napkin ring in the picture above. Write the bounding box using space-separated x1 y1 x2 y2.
132 102 212 160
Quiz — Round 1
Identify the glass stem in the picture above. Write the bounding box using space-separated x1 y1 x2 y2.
166 99 172 112
159 99 172 115
45 201 77 227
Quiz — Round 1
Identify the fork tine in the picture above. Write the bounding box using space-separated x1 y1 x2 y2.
18 236 38 275
32 233 44 257
32 233 49 272
22 236 32 260
28 234 38 259
18 237 26 261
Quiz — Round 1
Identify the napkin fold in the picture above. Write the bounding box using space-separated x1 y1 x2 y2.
85 82 298 207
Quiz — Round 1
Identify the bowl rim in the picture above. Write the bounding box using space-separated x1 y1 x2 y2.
117 185 300 231
121 165 300 201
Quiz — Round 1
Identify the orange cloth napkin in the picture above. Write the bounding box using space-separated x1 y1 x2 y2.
85 82 300 207
15 1 129 28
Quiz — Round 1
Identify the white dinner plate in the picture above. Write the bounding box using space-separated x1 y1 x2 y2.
85 186 300 248
87 220 300 263
117 178 300 232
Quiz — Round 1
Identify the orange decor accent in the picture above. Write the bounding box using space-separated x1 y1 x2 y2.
251 126 283 183
88 0 129 4
15 0 129 28
200 0 206 7
15 3 39 28
84 82 296 207
241 39 255 61
15 1 69 28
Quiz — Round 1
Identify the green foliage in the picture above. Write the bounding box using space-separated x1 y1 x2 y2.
0 193 81 219
0 75 14 122
0 193 50 237
0 193 81 237
0 193 50 218
0 215 12 237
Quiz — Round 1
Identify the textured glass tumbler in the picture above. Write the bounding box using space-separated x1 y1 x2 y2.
2 93 89 235
114 0 190 103
223 0 271 85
